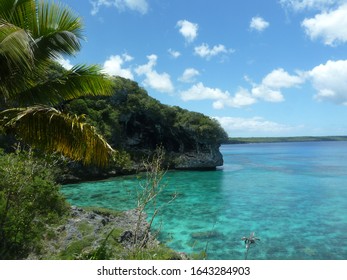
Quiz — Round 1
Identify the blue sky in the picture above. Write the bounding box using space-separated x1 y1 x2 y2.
58 0 347 137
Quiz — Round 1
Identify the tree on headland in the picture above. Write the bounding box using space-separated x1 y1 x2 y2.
0 0 114 166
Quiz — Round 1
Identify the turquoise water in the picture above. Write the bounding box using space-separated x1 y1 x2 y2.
61 141 347 259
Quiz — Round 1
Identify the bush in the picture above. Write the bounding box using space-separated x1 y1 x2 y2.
0 149 68 259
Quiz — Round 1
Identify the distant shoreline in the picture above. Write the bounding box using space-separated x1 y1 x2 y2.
223 136 347 144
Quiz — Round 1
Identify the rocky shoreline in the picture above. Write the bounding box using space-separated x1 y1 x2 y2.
28 206 186 260
60 143 224 184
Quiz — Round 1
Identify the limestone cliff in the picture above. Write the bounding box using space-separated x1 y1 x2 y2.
63 77 228 181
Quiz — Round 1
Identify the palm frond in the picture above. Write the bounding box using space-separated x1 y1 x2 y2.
0 1 116 167
0 0 83 60
0 19 34 75
34 0 83 59
0 0 37 31
0 106 114 167
5 63 114 106
0 20 34 104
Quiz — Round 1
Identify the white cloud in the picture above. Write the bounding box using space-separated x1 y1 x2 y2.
135 54 157 75
91 0 148 15
124 0 148 13
180 68 304 109
245 62 347 106
180 83 256 109
102 54 134 79
180 82 229 101
176 20 198 43
251 86 284 102
279 0 339 11
307 59 347 105
213 88 257 109
168 49 181 58
55 56 73 70
250 68 304 102
250 16 270 32
178 68 200 83
135 54 174 93
302 4 347 46
194 43 233 60
214 116 294 136
262 68 305 89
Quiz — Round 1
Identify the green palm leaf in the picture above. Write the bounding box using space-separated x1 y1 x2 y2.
6 63 114 106
0 19 34 107
0 106 114 167
0 0 116 167
0 20 34 74
0 0 83 59
34 0 83 59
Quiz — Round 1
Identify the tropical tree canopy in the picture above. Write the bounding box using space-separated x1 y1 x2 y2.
0 0 114 167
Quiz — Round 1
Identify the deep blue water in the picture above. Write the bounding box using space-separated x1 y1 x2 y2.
61 141 347 259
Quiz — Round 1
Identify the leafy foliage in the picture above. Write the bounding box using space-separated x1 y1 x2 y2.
0 0 114 166
1 106 113 167
0 149 68 259
65 77 228 163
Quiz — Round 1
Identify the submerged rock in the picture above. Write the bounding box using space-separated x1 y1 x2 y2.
191 230 223 240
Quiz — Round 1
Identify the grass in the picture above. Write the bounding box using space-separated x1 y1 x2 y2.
125 244 183 260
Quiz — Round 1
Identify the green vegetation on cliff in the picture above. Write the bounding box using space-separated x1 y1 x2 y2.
64 76 228 173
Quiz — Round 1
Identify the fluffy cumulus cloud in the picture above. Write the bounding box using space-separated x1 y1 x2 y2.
180 82 229 101
249 16 270 32
178 68 200 83
302 4 347 46
307 59 347 105
135 54 174 93
194 43 232 60
180 83 256 109
247 62 347 106
213 88 257 109
91 0 148 15
214 116 294 136
176 20 199 43
251 86 284 102
250 68 304 102
180 68 305 109
262 68 304 88
102 53 134 79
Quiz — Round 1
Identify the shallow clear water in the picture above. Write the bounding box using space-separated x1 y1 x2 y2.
61 141 347 259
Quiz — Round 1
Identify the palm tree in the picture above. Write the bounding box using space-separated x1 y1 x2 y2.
0 0 114 167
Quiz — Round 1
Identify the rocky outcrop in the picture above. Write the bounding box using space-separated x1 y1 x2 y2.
120 112 224 170
27 206 185 260
62 77 228 182
172 144 223 170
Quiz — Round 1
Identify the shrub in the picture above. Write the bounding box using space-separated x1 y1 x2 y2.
0 149 68 259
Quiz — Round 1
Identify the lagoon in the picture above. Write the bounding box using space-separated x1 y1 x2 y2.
61 141 347 259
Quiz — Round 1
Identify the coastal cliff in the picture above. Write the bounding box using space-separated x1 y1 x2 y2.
63 77 227 181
